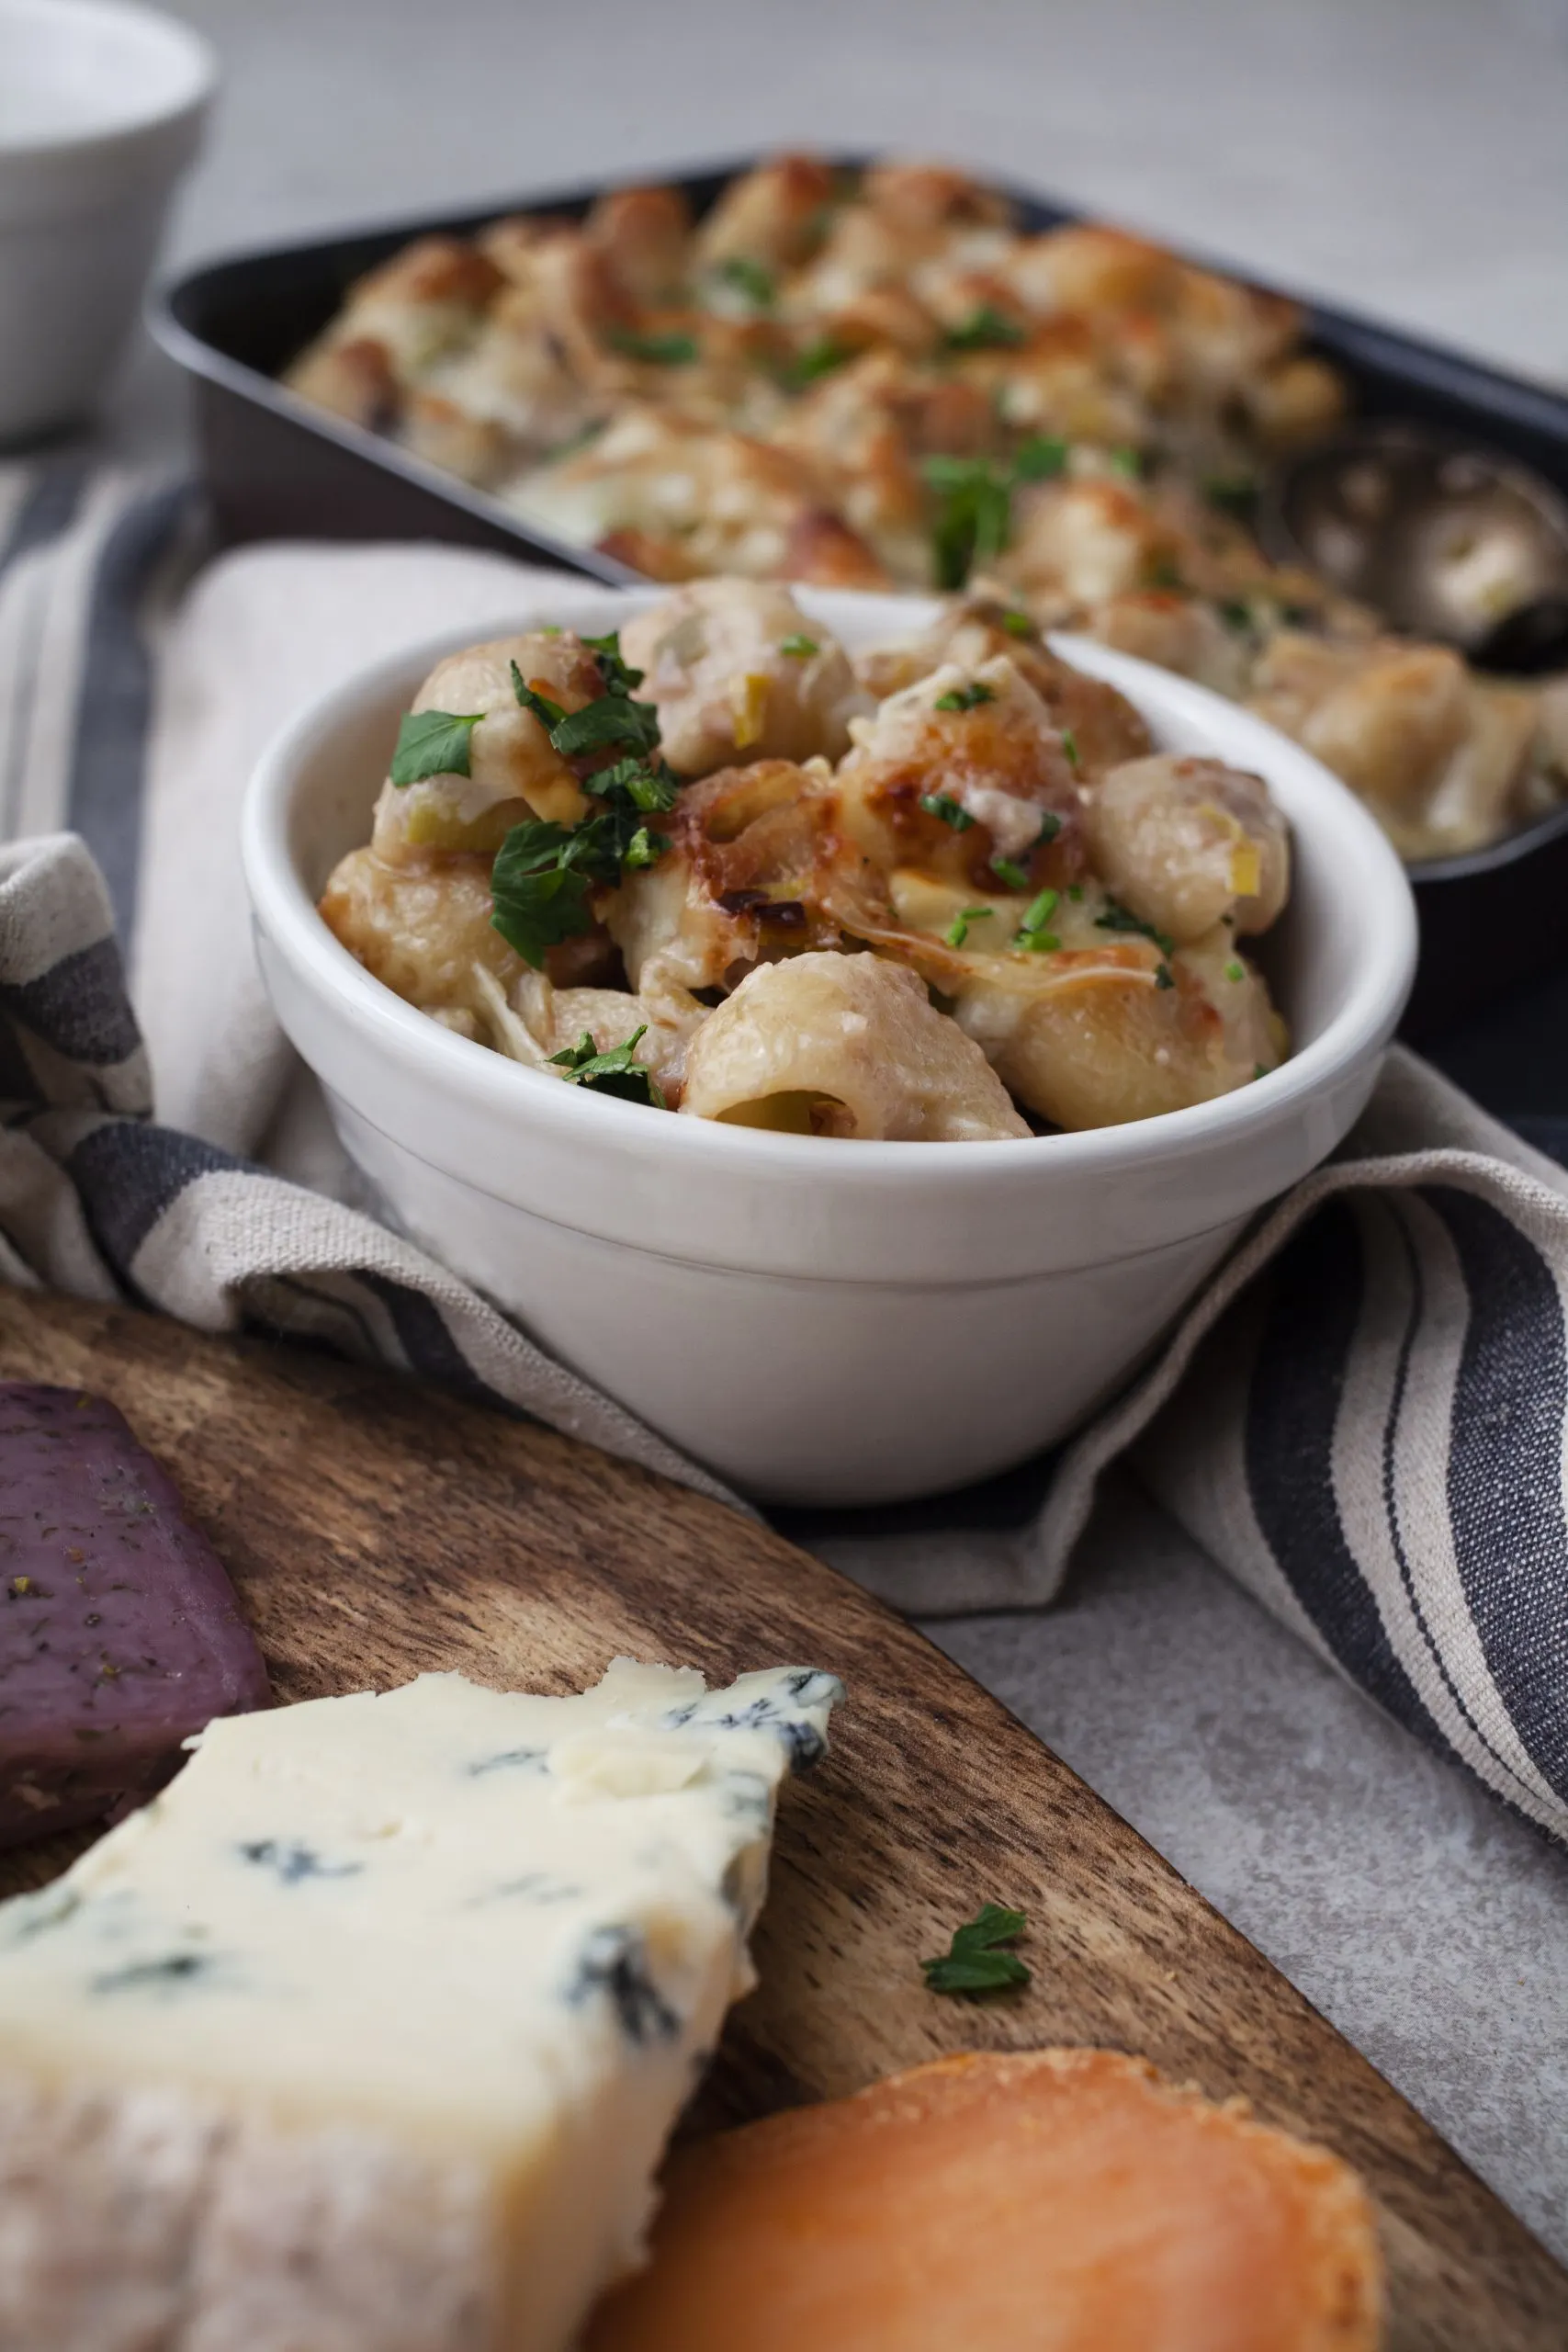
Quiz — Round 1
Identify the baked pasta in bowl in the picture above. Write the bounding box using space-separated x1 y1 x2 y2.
243 577 1415 1504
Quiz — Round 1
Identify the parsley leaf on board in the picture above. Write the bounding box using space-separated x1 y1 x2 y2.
389 708 484 787
933 680 997 714
549 1025 666 1110
919 791 976 832
1095 897 1175 956
920 1902 1032 1996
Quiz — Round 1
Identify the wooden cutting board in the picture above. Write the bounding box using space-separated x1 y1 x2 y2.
1 1284 1562 2351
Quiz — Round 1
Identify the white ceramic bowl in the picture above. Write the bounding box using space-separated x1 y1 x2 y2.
243 583 1416 1507
0 0 214 443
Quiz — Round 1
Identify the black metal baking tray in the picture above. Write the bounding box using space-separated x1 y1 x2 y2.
148 155 1568 1038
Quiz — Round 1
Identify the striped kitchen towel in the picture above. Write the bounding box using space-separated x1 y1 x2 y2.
3 454 1567 1846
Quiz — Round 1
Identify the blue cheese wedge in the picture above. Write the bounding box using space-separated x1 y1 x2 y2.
0 1657 841 2352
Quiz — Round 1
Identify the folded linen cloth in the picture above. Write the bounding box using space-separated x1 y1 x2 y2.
4 454 1567 1845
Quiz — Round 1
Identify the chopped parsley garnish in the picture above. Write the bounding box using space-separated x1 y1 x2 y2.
1012 435 1069 481
549 1025 666 1109
1001 607 1033 638
389 707 483 786
1146 556 1184 591
1154 962 1175 989
490 820 608 968
922 454 1013 590
990 855 1030 890
611 328 698 366
943 303 1025 352
944 905 994 948
922 438 1067 589
1254 1061 1269 1080
1203 469 1257 518
919 791 975 832
1219 598 1256 635
491 669 677 965
547 418 608 461
593 753 679 814
1225 958 1245 983
779 633 819 658
1109 445 1145 480
932 680 997 713
920 1903 1032 1996
787 336 851 387
550 695 662 759
1014 886 1059 951
1059 729 1079 771
510 660 660 761
581 629 646 698
1035 810 1063 844
714 254 774 308
1095 897 1175 956
511 672 566 731
1066 882 1083 900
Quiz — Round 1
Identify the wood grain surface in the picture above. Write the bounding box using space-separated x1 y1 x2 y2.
0 1284 1561 2351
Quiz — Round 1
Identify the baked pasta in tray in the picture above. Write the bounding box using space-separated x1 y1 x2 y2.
319 579 1291 1139
285 153 1568 865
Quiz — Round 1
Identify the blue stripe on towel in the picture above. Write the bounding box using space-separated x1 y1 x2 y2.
0 457 94 841
66 1119 243 1280
347 1270 514 1410
0 937 143 1070
0 454 90 575
1244 1198 1436 1742
1427 1183 1568 1803
67 482 193 946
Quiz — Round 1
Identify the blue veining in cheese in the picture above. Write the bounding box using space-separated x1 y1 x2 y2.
0 1657 842 2352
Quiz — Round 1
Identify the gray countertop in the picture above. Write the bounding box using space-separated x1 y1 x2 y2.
121 0 1568 2264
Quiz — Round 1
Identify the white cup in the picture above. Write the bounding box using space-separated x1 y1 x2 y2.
0 0 215 444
